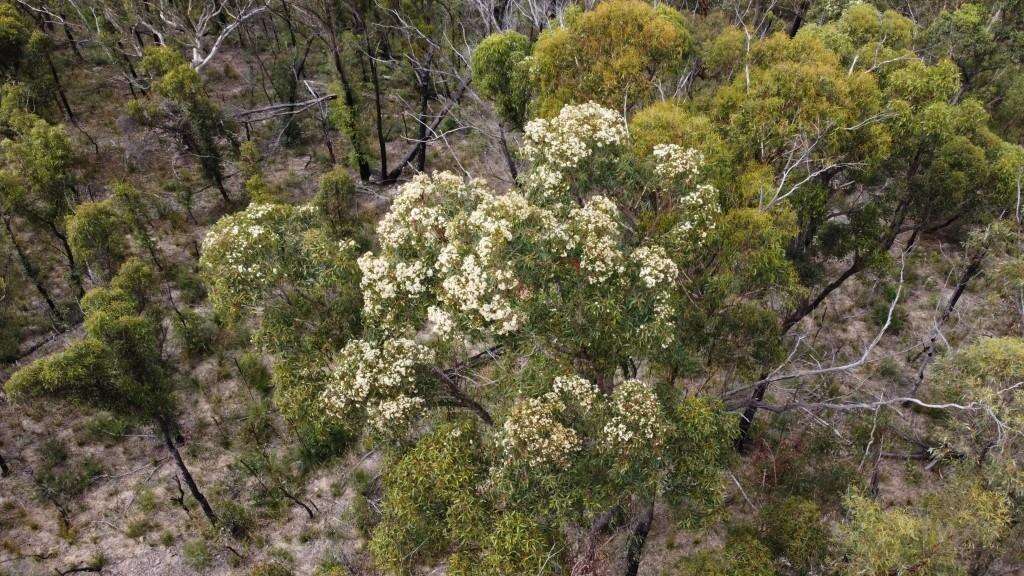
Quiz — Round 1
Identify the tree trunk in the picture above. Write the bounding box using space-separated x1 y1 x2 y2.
367 40 389 182
499 123 518 183
49 221 85 299
624 502 655 576
5 217 63 323
912 253 984 395
415 67 431 173
331 48 372 180
788 0 811 37
158 415 217 525
47 53 76 124
571 508 619 576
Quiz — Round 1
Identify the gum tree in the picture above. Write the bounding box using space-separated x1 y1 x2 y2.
5 262 218 524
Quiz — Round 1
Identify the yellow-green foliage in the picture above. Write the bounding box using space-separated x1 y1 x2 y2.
673 530 775 576
448 511 558 576
759 496 828 568
369 420 487 574
240 141 276 203
837 480 1010 575
315 166 358 240
630 100 731 186
931 337 1024 465
700 25 745 78
471 31 532 129
531 0 691 116
5 261 172 419
66 199 128 281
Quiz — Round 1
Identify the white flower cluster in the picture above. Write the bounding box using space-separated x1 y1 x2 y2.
602 379 666 454
366 395 425 434
201 203 288 299
673 183 721 246
500 396 580 468
565 196 626 284
321 337 435 431
376 172 469 249
201 202 346 314
552 374 599 411
653 144 704 183
358 173 488 327
435 192 536 335
633 245 679 289
521 102 627 198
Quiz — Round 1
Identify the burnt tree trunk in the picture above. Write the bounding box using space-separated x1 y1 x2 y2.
624 502 655 576
158 415 217 525
5 217 63 322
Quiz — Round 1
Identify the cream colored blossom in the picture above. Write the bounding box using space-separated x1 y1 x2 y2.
500 396 580 467
603 379 666 453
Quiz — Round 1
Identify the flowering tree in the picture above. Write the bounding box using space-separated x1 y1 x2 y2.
347 102 742 573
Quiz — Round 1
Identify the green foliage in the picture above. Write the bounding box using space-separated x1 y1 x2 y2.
369 421 487 573
171 308 217 361
240 141 276 203
0 2 29 77
836 480 1010 576
448 512 558 576
182 538 213 569
236 351 272 395
134 47 235 200
201 201 362 441
531 0 691 115
471 31 532 129
314 166 358 241
930 337 1024 476
759 496 828 569
673 529 776 576
67 199 128 282
249 562 293 576
630 100 732 188
109 257 157 311
661 396 738 525
5 263 172 420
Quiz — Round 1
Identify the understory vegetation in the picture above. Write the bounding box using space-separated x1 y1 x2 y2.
1 0 1024 574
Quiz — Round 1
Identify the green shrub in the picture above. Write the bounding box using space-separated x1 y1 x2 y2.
172 308 217 361
759 496 828 569
673 530 776 576
183 538 213 569
236 352 272 395
249 561 293 576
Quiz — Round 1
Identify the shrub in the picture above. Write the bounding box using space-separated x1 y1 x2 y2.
182 538 213 569
759 496 828 569
249 561 293 576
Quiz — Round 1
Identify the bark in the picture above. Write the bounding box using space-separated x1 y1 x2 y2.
571 508 619 576
912 253 984 395
47 53 76 124
60 16 85 61
158 415 217 525
331 47 372 180
736 194 915 450
788 0 811 37
499 123 518 182
383 77 470 183
624 502 655 576
4 216 63 322
414 67 431 173
367 39 389 180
